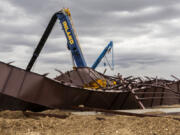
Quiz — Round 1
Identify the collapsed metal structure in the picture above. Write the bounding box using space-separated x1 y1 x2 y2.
0 8 179 112
0 61 180 111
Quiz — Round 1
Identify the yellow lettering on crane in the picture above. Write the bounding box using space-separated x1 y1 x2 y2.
63 21 74 45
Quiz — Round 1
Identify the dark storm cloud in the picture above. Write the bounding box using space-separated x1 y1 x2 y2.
3 0 180 41
76 7 180 37
7 0 179 14
71 0 179 12
64 2 180 38
6 0 61 15
115 7 180 25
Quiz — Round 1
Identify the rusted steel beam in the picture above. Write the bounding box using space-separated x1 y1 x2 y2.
139 97 180 100
119 92 130 109
177 82 180 103
160 88 165 105
151 87 157 107
130 89 145 109
83 91 92 106
1 67 13 93
171 75 180 81
135 92 173 94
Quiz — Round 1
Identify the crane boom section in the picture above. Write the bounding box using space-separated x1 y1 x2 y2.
57 9 87 67
91 41 113 69
26 9 87 71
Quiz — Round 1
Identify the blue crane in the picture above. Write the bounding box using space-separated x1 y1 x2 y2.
56 9 87 67
26 8 113 71
91 41 114 70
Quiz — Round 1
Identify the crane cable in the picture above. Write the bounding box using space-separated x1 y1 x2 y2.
103 45 114 70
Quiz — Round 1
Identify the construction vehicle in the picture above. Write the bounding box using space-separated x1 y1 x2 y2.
26 8 113 71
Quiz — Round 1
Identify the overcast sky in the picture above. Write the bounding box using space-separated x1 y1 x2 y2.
0 0 180 79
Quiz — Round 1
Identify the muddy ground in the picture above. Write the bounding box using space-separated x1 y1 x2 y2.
0 109 180 135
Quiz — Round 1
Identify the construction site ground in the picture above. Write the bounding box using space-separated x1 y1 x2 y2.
1 107 180 135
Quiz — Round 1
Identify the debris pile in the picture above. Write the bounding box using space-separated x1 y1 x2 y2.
55 67 180 109
0 61 180 111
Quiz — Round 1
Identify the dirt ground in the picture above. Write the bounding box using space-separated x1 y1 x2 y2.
0 109 180 135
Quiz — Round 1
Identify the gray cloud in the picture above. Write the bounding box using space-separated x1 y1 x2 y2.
39 55 70 65
115 53 174 68
0 44 13 52
1 0 180 78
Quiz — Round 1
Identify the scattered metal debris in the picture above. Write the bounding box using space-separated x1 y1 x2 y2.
0 61 180 111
